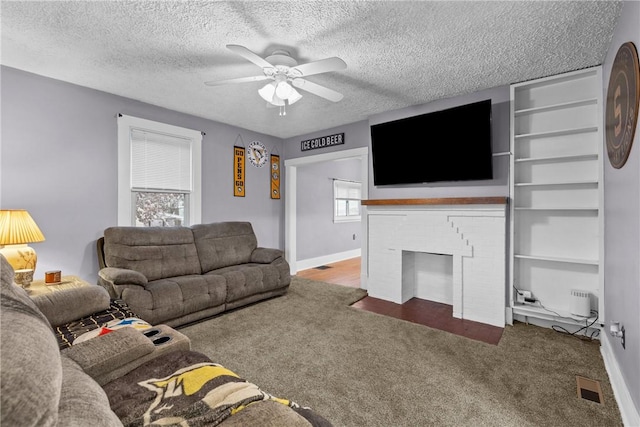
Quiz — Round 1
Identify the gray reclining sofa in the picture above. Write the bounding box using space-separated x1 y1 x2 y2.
98 221 290 327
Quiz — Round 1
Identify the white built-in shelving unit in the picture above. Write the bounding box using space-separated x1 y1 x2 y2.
509 67 604 328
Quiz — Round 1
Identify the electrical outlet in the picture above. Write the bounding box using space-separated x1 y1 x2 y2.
610 321 626 349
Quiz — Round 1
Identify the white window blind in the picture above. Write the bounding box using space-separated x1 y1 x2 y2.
118 114 202 227
334 180 361 200
334 179 361 222
130 129 192 192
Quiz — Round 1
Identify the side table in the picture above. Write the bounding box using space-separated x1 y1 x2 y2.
26 275 90 296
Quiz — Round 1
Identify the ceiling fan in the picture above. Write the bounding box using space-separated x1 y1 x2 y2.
205 44 346 115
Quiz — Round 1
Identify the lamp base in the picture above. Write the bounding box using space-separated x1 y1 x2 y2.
14 269 35 287
0 244 38 287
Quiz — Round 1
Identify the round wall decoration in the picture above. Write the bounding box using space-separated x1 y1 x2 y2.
606 41 640 169
247 141 268 167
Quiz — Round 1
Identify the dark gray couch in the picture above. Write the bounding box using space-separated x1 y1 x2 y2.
98 222 290 327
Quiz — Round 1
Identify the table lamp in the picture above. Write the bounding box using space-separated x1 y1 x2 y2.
0 210 45 286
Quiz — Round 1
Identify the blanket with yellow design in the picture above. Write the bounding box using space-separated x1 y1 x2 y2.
103 350 332 427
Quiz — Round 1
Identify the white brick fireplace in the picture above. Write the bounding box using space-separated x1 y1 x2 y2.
363 198 507 327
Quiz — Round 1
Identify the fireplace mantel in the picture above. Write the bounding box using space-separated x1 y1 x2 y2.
361 197 507 206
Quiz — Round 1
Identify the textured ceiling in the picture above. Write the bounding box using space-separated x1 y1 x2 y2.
1 1 622 139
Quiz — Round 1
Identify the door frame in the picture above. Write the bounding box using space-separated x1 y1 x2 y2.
284 147 369 283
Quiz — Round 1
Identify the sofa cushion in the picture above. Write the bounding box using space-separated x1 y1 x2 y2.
192 222 258 272
58 356 123 426
1 255 63 426
207 263 283 303
104 226 201 281
31 285 112 327
54 299 138 349
62 327 155 380
121 274 227 325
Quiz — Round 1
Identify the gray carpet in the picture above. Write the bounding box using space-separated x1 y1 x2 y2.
179 277 622 427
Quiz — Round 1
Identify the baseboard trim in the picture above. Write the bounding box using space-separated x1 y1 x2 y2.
600 334 640 426
297 249 361 271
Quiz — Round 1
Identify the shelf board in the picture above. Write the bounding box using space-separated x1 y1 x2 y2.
514 153 598 163
514 207 599 211
514 98 598 116
514 126 598 140
514 180 598 187
514 254 599 265
512 304 599 326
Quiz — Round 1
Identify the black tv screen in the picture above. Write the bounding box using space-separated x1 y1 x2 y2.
370 99 493 185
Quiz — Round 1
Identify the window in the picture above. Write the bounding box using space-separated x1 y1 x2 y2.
118 115 202 226
333 179 361 222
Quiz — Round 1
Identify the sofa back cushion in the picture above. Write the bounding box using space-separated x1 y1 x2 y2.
1 255 63 426
103 226 201 281
192 222 258 272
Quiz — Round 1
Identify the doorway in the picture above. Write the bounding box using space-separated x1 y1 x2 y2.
284 147 369 288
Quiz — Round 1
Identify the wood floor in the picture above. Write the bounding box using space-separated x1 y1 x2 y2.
296 257 503 345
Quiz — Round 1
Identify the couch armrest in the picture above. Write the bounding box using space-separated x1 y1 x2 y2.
99 267 148 286
61 327 155 382
250 247 284 264
31 286 111 327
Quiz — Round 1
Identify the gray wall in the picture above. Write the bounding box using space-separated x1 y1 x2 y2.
602 0 640 415
284 86 509 199
367 85 510 199
0 66 284 282
296 158 361 261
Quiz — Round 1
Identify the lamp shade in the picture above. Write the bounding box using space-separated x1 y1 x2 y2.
258 82 276 103
0 210 45 245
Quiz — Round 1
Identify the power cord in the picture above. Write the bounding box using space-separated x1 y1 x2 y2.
537 300 600 340
549 309 600 340
513 286 600 340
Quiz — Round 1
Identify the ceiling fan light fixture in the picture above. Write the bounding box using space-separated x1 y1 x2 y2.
258 82 276 103
287 87 302 105
275 81 293 99
271 94 285 106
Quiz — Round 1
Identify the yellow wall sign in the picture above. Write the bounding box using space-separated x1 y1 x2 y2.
270 154 280 199
234 146 245 197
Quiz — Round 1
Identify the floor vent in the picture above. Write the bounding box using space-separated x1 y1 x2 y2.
314 265 332 270
576 376 603 404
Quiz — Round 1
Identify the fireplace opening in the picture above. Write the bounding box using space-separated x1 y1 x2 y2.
402 251 453 305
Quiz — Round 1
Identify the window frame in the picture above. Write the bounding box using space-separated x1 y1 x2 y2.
117 115 202 226
333 179 362 223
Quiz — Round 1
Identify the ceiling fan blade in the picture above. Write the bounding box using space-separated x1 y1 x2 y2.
292 57 347 77
204 75 270 86
226 44 274 69
292 78 343 102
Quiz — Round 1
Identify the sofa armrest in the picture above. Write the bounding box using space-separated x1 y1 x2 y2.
250 247 284 264
61 327 155 382
31 286 111 327
99 267 148 286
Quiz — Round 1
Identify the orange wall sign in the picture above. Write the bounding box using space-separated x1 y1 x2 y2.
270 154 280 199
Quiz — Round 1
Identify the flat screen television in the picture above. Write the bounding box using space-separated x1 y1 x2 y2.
370 99 493 185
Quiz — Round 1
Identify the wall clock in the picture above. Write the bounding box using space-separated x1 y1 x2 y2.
247 141 268 168
606 41 639 169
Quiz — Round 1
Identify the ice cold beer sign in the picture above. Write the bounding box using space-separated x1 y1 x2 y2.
301 133 344 152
